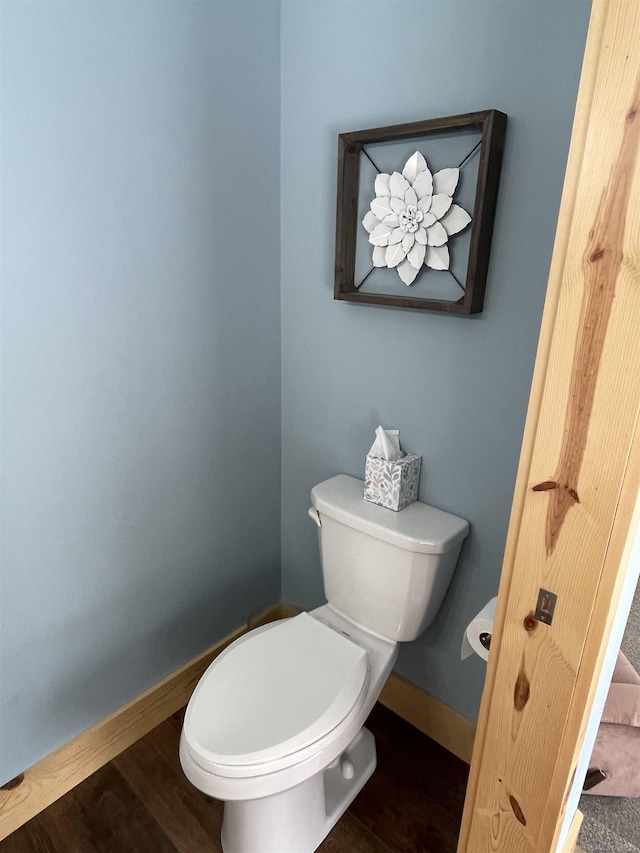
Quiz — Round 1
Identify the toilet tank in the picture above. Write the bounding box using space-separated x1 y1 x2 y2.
310 475 469 642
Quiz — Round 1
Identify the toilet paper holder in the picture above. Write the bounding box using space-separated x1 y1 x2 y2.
461 597 497 661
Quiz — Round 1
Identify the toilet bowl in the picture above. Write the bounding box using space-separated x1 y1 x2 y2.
180 474 469 853
180 606 398 853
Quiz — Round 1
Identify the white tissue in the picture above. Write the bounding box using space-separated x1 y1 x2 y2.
461 597 497 662
367 425 405 461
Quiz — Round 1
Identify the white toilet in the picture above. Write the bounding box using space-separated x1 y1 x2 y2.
179 474 469 853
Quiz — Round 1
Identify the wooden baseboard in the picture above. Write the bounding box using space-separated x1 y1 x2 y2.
0 599 476 840
259 600 299 621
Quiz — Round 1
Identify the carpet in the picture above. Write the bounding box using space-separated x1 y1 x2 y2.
578 577 640 853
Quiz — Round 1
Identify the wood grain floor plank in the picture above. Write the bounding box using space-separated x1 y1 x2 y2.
0 833 35 853
39 763 178 853
365 703 469 820
351 783 461 853
351 705 466 853
113 721 221 852
135 718 225 841
30 789 103 853
1 819 58 853
320 811 395 853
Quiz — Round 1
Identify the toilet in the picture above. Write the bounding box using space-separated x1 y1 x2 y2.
179 474 469 853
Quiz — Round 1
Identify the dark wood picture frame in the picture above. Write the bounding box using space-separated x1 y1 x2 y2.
334 110 507 314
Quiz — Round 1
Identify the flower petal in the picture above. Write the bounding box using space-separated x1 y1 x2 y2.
418 194 432 213
402 232 415 253
425 245 450 270
382 213 399 226
402 151 428 184
374 173 391 197
390 197 405 214
414 226 427 245
428 193 453 221
397 258 420 285
370 196 394 219
372 245 387 267
388 227 404 245
369 223 393 246
422 212 436 227
407 241 426 270
412 169 433 200
386 243 407 268
404 187 418 207
362 210 379 233
426 221 448 247
389 171 410 198
440 203 472 235
433 167 459 196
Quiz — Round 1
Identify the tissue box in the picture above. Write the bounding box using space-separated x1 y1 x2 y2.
364 453 422 511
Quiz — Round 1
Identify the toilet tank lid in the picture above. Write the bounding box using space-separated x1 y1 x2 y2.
311 475 469 554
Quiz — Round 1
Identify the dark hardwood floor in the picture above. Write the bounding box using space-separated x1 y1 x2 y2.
2 703 469 853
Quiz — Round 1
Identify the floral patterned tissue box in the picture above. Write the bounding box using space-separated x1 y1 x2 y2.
364 453 422 511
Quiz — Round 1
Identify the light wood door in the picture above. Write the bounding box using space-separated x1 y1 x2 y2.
458 1 640 851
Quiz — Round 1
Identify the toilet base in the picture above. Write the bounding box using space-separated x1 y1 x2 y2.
220 726 376 853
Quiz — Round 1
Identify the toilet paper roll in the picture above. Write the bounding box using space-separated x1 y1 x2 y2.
461 597 497 662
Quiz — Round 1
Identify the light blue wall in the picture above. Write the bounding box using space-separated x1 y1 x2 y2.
1 0 591 785
280 1 591 721
0 1 281 784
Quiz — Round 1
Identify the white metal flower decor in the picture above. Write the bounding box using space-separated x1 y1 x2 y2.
362 152 472 286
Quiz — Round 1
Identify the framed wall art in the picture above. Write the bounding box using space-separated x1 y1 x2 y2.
334 110 507 314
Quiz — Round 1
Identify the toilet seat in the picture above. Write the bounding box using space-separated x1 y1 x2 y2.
183 614 370 777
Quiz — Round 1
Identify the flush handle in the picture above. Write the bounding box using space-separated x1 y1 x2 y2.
307 507 322 528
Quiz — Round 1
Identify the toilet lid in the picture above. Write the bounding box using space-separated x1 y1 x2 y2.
183 613 369 768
